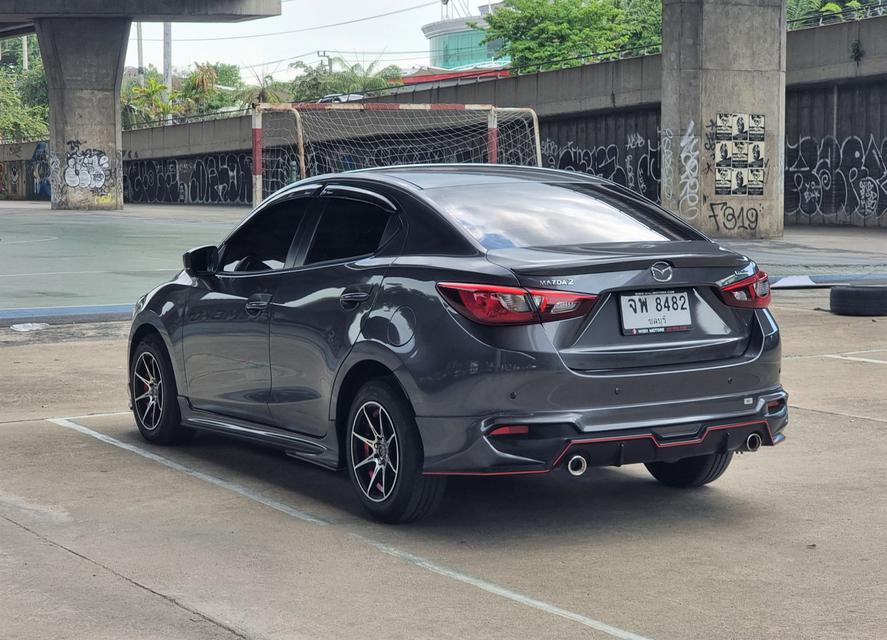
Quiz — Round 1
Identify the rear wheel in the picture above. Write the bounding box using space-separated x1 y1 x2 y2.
645 452 733 488
345 379 445 523
131 335 193 445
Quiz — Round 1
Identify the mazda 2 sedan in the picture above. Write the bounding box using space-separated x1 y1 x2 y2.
128 165 787 523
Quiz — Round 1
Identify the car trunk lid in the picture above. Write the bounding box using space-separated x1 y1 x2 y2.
486 242 758 371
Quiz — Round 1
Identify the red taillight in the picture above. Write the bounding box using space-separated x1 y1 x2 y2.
527 288 599 322
719 271 771 309
437 283 537 325
437 283 598 325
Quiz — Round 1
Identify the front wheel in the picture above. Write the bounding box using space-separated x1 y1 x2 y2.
345 380 446 523
645 452 733 488
130 335 193 445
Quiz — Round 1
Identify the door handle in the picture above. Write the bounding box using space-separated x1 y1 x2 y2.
245 293 273 315
340 287 372 307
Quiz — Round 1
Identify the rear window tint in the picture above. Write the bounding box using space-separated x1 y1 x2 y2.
423 182 695 249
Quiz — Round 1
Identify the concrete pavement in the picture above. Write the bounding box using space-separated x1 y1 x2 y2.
1 289 885 639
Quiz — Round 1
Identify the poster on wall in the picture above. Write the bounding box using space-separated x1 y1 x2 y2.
748 168 764 196
732 140 748 168
749 114 765 142
716 141 732 167
731 169 748 195
748 142 765 168
716 113 733 141
715 168 732 195
732 113 749 141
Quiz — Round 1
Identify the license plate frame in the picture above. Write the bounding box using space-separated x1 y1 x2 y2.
619 289 692 335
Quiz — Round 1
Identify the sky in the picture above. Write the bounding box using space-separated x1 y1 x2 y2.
123 0 485 82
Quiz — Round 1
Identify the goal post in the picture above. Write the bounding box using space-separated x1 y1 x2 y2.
251 102 543 207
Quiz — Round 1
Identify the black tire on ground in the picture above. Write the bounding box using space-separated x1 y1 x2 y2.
345 379 446 523
830 285 887 317
645 452 734 488
130 335 194 445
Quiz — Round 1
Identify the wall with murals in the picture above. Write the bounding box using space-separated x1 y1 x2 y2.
4 73 887 227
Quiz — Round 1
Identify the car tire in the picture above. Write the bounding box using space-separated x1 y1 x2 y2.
644 452 733 488
131 335 194 445
830 285 887 317
345 379 446 523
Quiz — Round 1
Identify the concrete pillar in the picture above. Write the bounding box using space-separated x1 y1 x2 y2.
34 17 131 210
660 0 786 238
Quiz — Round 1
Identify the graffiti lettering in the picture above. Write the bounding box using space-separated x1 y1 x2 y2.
541 136 661 203
785 135 887 222
708 201 760 232
660 128 674 205
123 153 252 205
678 121 700 219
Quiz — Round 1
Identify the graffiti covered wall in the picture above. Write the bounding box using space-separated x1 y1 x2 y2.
539 108 662 204
123 152 252 205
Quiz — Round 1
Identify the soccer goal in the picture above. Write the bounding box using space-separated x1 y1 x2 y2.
250 102 542 206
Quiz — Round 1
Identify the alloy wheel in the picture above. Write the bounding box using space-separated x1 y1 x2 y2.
350 401 400 503
133 352 164 430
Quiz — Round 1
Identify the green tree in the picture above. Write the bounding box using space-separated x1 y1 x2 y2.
236 72 289 107
616 0 662 50
289 57 402 101
0 70 48 141
476 0 631 73
0 35 39 72
212 63 244 90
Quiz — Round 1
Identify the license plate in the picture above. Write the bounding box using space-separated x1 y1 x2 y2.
619 290 692 335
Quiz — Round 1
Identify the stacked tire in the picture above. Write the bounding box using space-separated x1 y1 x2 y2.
830 286 887 316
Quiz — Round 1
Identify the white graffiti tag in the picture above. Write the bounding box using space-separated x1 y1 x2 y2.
64 148 110 191
660 128 674 205
678 120 700 220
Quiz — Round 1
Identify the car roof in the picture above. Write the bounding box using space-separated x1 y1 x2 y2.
344 164 607 190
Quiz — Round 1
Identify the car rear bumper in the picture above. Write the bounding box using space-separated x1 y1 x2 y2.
418 388 788 475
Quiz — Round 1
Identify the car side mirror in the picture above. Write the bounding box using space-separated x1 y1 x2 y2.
183 245 219 277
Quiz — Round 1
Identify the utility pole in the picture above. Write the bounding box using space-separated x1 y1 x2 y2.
21 35 28 71
136 22 145 85
163 22 172 101
317 50 333 73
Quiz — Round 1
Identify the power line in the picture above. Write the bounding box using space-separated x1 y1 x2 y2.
131 1 439 42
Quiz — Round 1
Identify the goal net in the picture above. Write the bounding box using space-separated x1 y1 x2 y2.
253 103 542 205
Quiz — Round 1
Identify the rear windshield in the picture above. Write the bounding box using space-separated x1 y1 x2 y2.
424 182 696 249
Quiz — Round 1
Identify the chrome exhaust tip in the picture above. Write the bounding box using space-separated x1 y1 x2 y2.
745 432 763 452
566 454 588 477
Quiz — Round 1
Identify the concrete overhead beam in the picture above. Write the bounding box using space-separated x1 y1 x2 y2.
0 0 280 22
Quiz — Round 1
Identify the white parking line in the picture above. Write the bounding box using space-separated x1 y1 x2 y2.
48 415 654 640
47 417 330 526
823 354 887 365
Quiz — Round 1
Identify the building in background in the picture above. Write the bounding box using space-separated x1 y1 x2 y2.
422 2 507 70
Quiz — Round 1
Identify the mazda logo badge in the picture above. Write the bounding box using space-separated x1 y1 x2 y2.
651 261 673 282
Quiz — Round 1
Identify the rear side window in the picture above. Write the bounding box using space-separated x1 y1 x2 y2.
305 198 390 264
423 182 697 249
220 198 309 272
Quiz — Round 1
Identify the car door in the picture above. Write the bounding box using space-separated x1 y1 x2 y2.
183 190 317 423
268 185 403 436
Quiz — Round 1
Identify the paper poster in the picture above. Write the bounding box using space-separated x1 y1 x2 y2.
732 113 749 141
716 141 732 167
732 168 748 195
716 113 733 141
749 114 765 142
715 168 732 195
732 140 748 168
748 142 765 168
748 168 764 196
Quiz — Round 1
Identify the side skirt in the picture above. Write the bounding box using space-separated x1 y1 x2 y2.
177 397 341 471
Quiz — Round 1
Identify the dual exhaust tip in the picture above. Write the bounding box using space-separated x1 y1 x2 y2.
745 432 763 452
567 454 588 477
565 432 763 476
